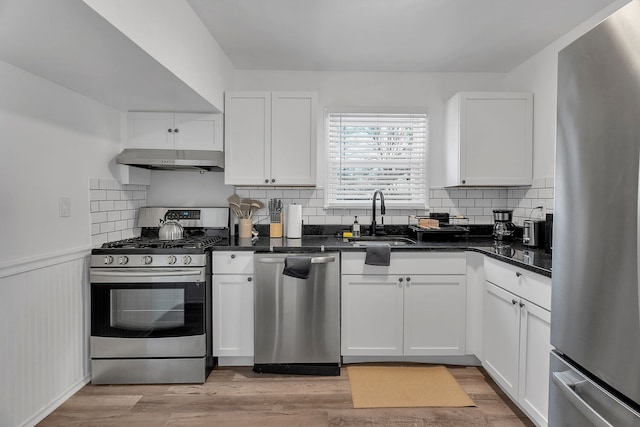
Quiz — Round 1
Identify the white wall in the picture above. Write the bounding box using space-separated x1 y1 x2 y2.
0 59 122 427
0 59 122 264
503 0 631 179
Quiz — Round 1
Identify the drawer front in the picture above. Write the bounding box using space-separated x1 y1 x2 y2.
484 257 551 310
341 251 466 275
213 251 254 275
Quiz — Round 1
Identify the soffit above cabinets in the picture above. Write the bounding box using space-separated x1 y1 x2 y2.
0 0 216 112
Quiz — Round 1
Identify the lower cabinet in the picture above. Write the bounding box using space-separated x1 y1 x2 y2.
341 252 467 357
212 251 254 366
482 258 552 427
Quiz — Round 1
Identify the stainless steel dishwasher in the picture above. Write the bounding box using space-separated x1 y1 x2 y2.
254 252 340 375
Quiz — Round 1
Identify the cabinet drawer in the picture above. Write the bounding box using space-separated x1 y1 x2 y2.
484 257 551 310
341 251 466 275
213 251 254 274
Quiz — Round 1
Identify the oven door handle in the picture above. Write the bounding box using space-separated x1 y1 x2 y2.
91 269 203 277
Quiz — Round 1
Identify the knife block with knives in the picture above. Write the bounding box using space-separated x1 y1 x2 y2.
269 198 283 238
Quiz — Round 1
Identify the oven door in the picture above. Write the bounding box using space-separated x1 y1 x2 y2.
90 268 208 358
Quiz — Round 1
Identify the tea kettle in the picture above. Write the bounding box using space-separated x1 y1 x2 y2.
159 211 184 240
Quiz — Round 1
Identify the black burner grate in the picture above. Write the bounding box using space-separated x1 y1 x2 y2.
102 235 222 249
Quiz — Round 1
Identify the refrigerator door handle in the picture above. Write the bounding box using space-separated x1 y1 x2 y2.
552 371 614 427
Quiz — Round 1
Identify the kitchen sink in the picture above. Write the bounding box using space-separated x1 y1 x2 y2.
348 236 416 246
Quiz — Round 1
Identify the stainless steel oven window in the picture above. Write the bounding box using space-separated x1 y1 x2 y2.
110 288 185 330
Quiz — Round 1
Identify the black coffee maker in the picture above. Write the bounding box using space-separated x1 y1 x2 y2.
493 209 516 241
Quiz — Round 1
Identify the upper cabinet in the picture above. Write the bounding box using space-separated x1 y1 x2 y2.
444 92 533 187
224 91 317 186
126 112 223 151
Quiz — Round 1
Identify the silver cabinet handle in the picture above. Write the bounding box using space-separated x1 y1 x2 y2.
552 371 614 427
257 256 336 264
516 271 523 278
511 299 518 305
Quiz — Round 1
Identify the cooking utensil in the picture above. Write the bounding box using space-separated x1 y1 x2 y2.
228 194 244 218
249 201 263 218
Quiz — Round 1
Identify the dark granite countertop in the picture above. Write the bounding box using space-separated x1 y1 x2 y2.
215 225 552 277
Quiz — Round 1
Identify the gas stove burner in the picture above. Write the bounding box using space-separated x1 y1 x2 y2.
101 235 223 250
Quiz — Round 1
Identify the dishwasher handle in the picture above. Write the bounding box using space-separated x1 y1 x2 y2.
257 256 336 264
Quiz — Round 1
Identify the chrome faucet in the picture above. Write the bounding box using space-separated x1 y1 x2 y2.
370 189 386 236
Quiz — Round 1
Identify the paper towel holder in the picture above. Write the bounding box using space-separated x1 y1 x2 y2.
285 204 303 239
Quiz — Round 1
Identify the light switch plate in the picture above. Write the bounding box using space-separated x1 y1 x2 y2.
59 197 71 217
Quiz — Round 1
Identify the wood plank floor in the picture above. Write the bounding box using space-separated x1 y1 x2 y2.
38 364 535 426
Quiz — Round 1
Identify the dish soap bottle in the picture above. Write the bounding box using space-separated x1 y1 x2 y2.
352 216 361 237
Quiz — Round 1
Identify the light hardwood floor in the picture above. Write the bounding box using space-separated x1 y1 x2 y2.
38 364 535 426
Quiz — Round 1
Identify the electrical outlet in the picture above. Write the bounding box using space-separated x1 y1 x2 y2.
59 197 71 217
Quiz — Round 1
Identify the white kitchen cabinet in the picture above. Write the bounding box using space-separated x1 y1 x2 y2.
444 92 533 186
341 274 404 356
126 112 223 151
224 91 317 186
212 251 254 366
483 282 521 397
341 252 466 357
483 259 551 427
403 274 467 356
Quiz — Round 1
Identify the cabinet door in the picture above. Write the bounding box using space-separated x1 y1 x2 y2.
271 92 317 186
460 93 532 186
224 92 271 185
174 113 223 151
126 112 174 149
519 301 551 427
341 275 403 356
212 274 254 357
404 275 466 356
483 281 520 399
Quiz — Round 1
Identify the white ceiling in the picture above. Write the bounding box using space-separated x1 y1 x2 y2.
188 0 622 72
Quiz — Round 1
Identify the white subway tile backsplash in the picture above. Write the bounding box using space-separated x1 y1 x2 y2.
100 222 115 233
99 178 115 190
99 200 114 211
228 177 554 228
90 178 146 246
90 190 106 201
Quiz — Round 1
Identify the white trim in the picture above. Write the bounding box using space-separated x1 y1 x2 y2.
20 375 91 427
0 246 92 279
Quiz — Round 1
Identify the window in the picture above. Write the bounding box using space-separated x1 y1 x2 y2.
326 111 428 208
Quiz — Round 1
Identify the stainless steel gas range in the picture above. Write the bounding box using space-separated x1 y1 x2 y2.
89 207 229 384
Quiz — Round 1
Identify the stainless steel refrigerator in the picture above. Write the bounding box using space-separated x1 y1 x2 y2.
551 1 640 425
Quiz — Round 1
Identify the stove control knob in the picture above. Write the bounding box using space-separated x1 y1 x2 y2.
167 255 177 265
182 255 192 265
142 256 153 265
118 256 129 265
103 256 114 265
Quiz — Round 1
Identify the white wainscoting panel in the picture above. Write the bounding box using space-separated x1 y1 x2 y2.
0 251 91 427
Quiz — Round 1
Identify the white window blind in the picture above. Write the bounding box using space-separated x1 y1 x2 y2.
327 112 428 208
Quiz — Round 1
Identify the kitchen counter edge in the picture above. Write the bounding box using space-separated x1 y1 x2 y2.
215 236 552 278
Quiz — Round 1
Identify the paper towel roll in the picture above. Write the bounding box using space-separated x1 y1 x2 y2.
286 204 303 238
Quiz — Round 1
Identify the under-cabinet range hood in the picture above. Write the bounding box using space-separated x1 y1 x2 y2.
116 149 224 171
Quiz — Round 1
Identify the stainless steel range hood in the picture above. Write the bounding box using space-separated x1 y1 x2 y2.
116 149 224 171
